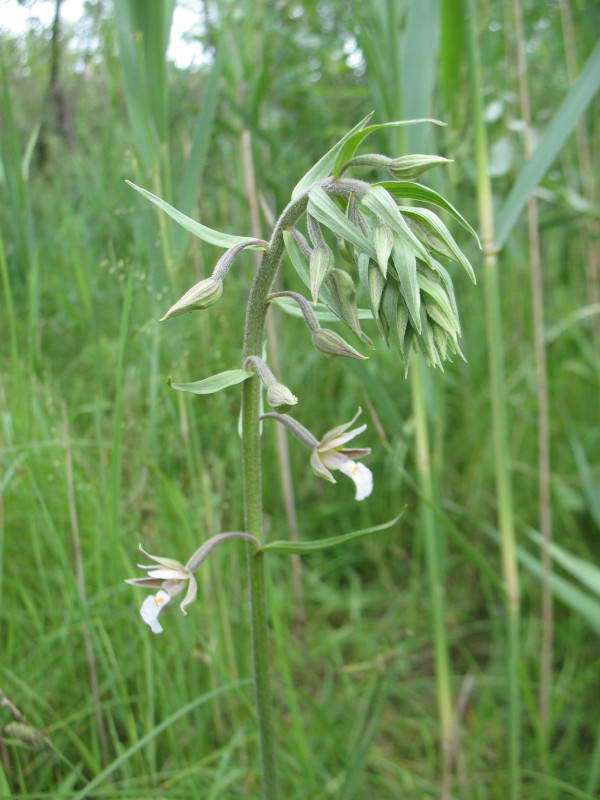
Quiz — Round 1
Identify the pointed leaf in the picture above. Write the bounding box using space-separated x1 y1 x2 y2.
399 205 476 282
292 113 374 200
258 513 403 555
332 119 446 178
169 370 252 395
126 181 257 249
308 186 375 258
376 181 480 244
360 186 431 264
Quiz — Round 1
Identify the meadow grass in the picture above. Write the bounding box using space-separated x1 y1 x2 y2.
1 2 599 798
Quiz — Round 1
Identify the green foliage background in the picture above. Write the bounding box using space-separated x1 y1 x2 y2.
0 0 599 797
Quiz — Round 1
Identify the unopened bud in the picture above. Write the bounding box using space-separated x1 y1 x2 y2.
309 242 333 303
267 382 298 410
336 236 355 266
373 225 393 277
327 268 362 338
339 153 451 181
311 328 367 360
160 277 223 321
387 154 452 180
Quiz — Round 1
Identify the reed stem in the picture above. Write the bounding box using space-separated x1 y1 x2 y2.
410 355 454 799
465 2 521 796
512 0 554 751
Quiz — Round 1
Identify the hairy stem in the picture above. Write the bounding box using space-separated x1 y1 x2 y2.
241 180 358 797
241 192 309 800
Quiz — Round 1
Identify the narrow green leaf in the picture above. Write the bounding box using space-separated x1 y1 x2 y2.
332 118 446 178
495 40 600 248
440 0 466 120
399 205 476 282
292 113 373 200
72 681 250 800
308 186 376 258
169 370 252 395
259 513 403 555
360 186 431 264
271 296 373 322
516 545 600 634
376 181 480 244
126 181 256 249
21 120 41 182
173 44 224 263
337 673 390 800
527 530 600 598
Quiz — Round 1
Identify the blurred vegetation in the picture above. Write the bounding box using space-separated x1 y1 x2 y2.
0 0 599 798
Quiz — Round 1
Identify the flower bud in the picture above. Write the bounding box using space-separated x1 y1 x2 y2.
266 382 298 410
327 268 362 338
387 154 452 180
373 224 393 278
309 242 334 303
160 276 223 321
311 328 367 360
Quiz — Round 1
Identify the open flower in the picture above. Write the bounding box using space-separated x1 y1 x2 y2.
310 409 373 500
261 408 373 501
126 533 260 633
125 546 197 634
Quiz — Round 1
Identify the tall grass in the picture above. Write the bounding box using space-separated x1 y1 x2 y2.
0 2 599 798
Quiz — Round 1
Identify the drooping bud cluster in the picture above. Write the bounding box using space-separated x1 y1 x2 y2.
283 159 478 371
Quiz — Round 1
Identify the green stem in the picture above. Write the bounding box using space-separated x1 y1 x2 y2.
241 192 309 799
411 355 453 798
465 2 521 797
240 180 362 797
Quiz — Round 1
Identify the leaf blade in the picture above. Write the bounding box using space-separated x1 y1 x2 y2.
259 513 403 555
292 113 374 200
126 181 256 249
169 370 252 395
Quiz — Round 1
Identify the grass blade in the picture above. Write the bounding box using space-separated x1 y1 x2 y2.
495 40 600 248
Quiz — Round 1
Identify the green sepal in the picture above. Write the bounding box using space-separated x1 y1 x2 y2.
400 205 476 283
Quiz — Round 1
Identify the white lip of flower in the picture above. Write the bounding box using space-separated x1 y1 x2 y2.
310 408 373 501
125 533 260 634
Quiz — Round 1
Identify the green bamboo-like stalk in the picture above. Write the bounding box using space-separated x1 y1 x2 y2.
512 0 553 755
465 2 521 796
410 355 454 797
355 4 457 793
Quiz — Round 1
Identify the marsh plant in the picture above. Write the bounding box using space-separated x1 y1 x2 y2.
126 114 477 798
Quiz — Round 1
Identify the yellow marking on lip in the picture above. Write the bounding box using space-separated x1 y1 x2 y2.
155 595 167 607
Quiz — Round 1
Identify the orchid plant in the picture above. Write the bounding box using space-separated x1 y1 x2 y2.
125 114 477 799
